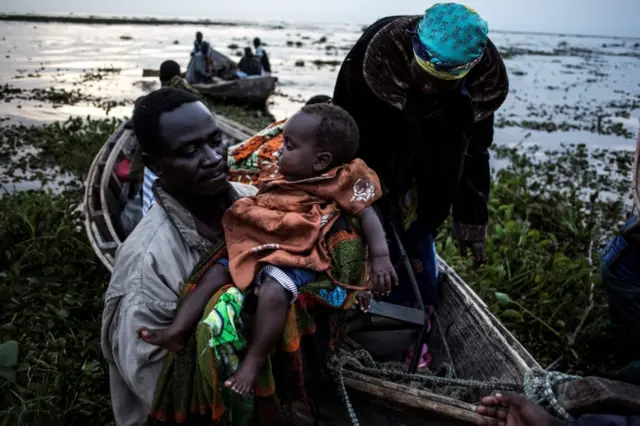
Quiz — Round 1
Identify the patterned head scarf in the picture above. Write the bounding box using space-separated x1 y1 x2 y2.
412 3 488 81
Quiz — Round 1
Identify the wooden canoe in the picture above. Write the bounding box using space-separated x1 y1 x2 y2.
191 76 277 107
83 115 540 425
142 69 277 107
142 46 277 108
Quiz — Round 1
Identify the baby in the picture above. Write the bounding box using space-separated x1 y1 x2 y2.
138 103 397 395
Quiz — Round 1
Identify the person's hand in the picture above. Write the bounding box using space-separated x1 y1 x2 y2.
370 254 398 296
475 394 566 426
354 291 371 312
459 240 486 267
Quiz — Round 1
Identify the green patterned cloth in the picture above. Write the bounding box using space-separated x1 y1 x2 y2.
201 287 247 379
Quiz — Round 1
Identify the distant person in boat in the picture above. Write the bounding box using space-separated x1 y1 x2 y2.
192 31 203 54
158 59 202 96
100 88 257 425
237 47 262 79
186 32 215 84
253 37 271 75
138 102 395 395
332 3 507 318
476 393 640 426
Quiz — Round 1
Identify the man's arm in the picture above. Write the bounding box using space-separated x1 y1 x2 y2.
101 247 179 423
451 113 494 264
137 263 231 351
110 301 172 398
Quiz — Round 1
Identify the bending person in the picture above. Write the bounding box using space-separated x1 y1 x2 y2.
333 3 508 314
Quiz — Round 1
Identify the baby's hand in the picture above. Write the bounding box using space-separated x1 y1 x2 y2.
371 254 398 296
355 291 371 312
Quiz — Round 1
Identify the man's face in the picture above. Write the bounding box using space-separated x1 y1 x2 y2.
196 32 203 43
154 101 230 197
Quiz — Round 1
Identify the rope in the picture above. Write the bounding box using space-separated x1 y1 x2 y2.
328 349 581 425
523 368 581 420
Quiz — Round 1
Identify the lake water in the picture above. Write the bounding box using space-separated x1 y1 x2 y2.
1 19 639 153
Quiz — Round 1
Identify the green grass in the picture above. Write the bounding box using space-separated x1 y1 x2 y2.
0 190 113 425
438 143 631 373
0 116 121 425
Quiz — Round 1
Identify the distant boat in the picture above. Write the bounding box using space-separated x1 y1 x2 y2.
142 49 277 107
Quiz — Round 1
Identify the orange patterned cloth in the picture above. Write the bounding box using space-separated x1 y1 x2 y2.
222 159 381 290
227 120 286 186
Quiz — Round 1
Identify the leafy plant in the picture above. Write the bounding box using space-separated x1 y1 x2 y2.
0 340 18 382
438 143 632 373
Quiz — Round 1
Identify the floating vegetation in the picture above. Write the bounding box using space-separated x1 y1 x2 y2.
499 45 640 60
496 117 635 139
0 116 121 425
0 116 123 187
0 84 128 113
311 59 342 67
78 67 122 83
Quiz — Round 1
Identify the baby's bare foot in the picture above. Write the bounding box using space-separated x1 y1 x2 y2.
137 327 186 353
224 354 263 395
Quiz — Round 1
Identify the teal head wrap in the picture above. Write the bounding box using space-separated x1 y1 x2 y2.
413 3 489 80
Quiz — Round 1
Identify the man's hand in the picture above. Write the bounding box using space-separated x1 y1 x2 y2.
475 394 566 426
459 240 486 267
370 254 398 296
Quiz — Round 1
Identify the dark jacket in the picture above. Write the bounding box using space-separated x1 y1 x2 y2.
333 16 508 240
238 54 262 76
260 51 271 73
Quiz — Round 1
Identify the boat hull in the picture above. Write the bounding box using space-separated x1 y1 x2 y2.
192 76 277 106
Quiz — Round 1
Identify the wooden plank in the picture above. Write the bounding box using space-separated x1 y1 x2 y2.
557 376 640 416
344 370 479 414
142 69 160 77
343 376 488 425
364 300 426 326
429 267 537 384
